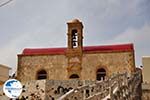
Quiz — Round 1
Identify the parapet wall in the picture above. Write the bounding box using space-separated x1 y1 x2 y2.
20 80 95 100
20 80 46 100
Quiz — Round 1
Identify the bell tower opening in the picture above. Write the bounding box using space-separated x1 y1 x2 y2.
72 29 78 48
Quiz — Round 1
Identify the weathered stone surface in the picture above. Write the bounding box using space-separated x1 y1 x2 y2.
17 51 135 82
59 71 142 100
17 55 68 82
0 71 142 100
142 83 150 100
20 80 46 100
81 52 135 80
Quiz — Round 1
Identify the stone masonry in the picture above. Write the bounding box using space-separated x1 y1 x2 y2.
17 51 135 82
0 70 142 100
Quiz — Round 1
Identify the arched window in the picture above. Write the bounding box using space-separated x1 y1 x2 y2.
96 68 106 81
69 74 79 79
72 29 78 48
37 70 47 80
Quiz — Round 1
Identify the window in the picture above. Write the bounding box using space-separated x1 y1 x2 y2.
69 74 79 79
72 29 78 48
96 68 106 81
37 70 47 80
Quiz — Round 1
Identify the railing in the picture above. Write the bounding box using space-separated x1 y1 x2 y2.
58 71 142 100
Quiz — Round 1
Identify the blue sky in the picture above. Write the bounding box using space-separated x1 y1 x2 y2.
0 0 150 74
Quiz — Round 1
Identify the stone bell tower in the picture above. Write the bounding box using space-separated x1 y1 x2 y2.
66 19 83 79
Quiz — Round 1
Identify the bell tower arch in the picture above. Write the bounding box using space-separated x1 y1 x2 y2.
66 19 84 79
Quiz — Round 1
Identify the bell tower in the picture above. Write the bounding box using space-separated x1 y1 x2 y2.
67 19 83 50
66 19 83 79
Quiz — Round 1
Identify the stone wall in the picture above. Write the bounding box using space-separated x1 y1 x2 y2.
17 51 135 82
0 80 46 100
0 71 142 100
20 80 46 100
47 80 95 99
82 51 135 80
59 71 142 100
18 80 94 100
17 55 68 82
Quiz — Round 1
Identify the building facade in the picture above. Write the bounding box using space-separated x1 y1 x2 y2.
0 64 11 85
142 56 150 100
142 56 150 82
17 19 135 82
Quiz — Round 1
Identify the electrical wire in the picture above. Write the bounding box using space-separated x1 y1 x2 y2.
0 0 13 8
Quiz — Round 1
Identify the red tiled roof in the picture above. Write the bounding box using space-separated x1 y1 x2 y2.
21 43 134 55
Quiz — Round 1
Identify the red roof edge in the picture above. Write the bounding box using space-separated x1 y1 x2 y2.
83 43 134 52
22 47 66 55
21 43 134 56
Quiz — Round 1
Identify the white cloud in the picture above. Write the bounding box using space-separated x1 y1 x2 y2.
104 23 150 66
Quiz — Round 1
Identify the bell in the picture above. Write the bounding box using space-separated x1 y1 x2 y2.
72 32 77 36
72 36 76 40
73 42 76 46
